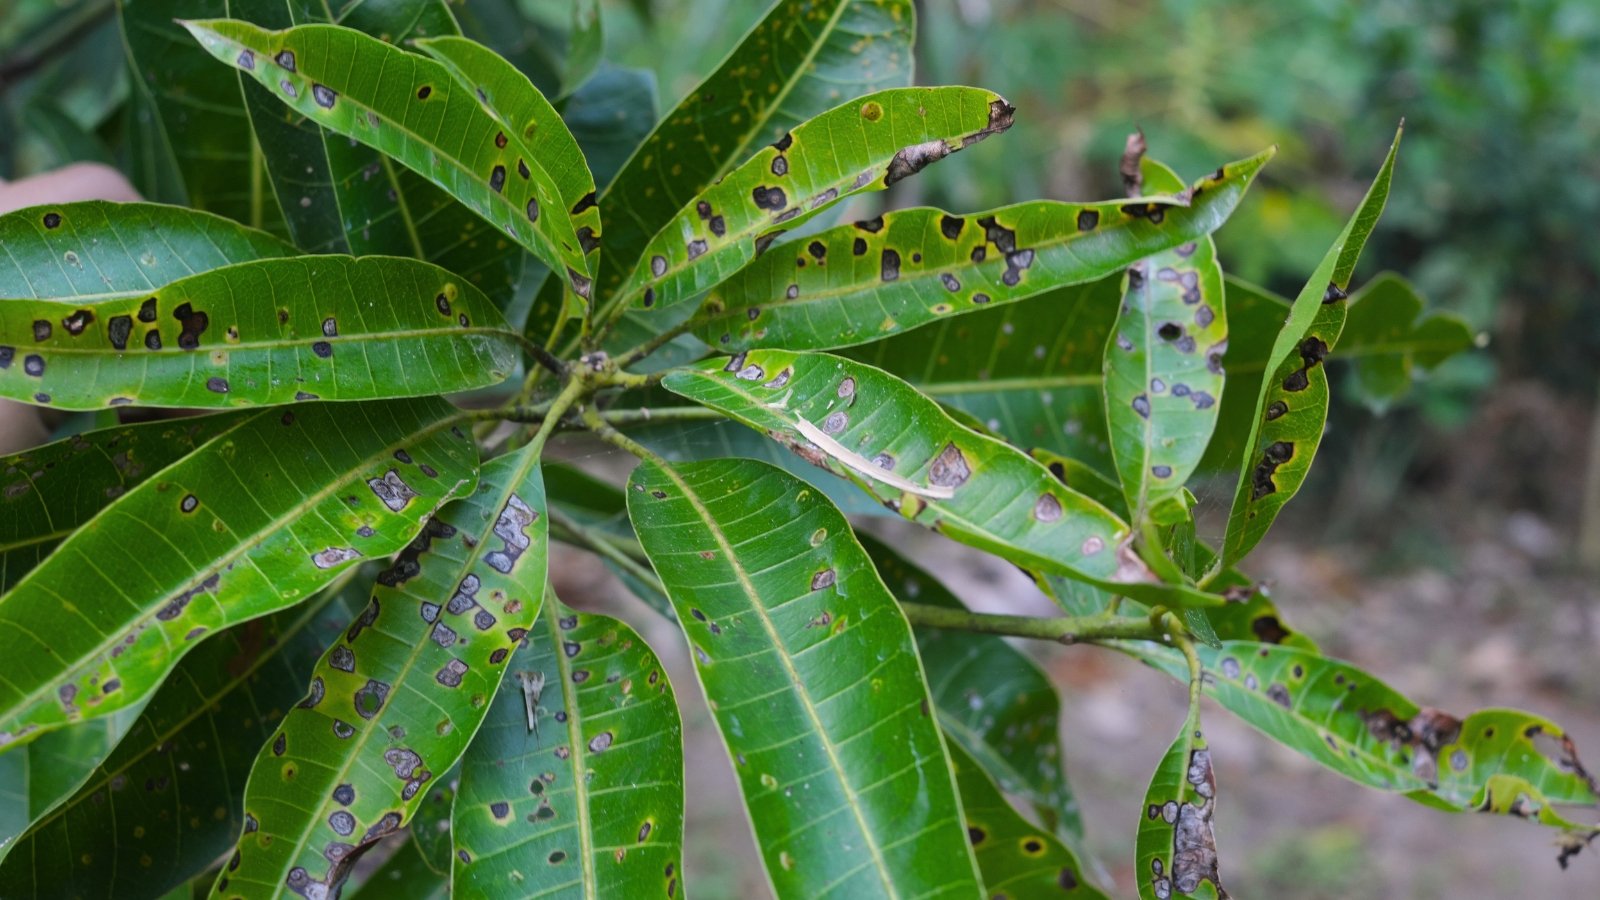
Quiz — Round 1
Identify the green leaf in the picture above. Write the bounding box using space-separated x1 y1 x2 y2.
408 769 458 876
216 447 548 898
0 413 244 592
20 102 115 168
847 279 1120 472
452 596 684 897
594 0 915 303
0 397 478 747
616 86 1016 315
0 201 293 300
0 576 365 896
1136 710 1226 900
862 534 1082 839
0 703 146 864
120 0 278 229
695 149 1271 351
1104 158 1230 524
661 350 1222 606
1222 126 1402 565
183 19 593 297
628 457 983 897
415 34 602 327
948 740 1108 899
1120 641 1600 831
225 0 526 310
1338 273 1477 413
0 254 519 410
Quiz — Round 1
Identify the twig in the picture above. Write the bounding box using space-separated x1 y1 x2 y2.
896 603 1173 646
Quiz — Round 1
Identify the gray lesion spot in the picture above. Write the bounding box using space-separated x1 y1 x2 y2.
1034 494 1063 522
384 747 422 780
311 547 361 569
484 493 538 574
928 443 972 489
1169 747 1225 896
436 658 469 687
368 469 419 512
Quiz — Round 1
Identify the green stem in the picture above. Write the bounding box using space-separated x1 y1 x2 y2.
613 313 706 368
596 405 722 429
547 509 663 595
581 406 669 465
896 603 1172 646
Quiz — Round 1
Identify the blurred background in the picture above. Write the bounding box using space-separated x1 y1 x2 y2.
4 0 1599 895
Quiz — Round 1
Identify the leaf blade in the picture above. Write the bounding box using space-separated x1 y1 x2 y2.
696 149 1271 351
0 398 478 746
628 457 982 898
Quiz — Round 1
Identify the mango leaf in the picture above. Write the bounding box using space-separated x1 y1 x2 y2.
0 201 294 300
861 534 1082 839
20 101 115 168
0 254 519 410
407 770 458 876
1201 273 1475 474
847 279 1120 472
1119 641 1600 833
452 596 684 897
216 448 548 899
120 0 279 230
594 0 915 303
1222 127 1401 566
695 149 1271 351
1337 273 1477 413
0 397 477 747
661 350 1222 607
0 575 365 895
616 86 1016 315
0 413 244 592
948 740 1108 899
628 457 983 897
225 0 525 310
1105 158 1229 525
1136 709 1226 900
416 35 602 328
183 19 593 297
0 704 146 865
561 0 602 98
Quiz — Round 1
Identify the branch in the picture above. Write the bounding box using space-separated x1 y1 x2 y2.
547 508 664 597
595 405 723 428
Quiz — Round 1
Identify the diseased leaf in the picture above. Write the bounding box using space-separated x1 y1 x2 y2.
453 596 684 897
0 413 244 592
0 255 519 410
617 86 1016 314
216 448 548 899
948 740 1108 899
0 201 293 300
183 19 592 296
226 0 525 310
1223 127 1401 565
416 34 602 330
1337 273 1477 412
862 534 1082 839
594 0 915 303
1200 273 1475 474
628 457 983 898
661 350 1222 606
1119 640 1600 833
0 398 478 747
1104 158 1229 524
849 279 1120 471
0 576 366 895
1136 710 1226 900
120 0 280 230
695 149 1271 351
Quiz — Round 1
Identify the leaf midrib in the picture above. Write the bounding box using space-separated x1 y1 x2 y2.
548 603 599 899
652 460 899 898
21 325 516 356
0 408 468 726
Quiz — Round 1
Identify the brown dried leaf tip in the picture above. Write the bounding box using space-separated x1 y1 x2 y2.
1121 129 1148 196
